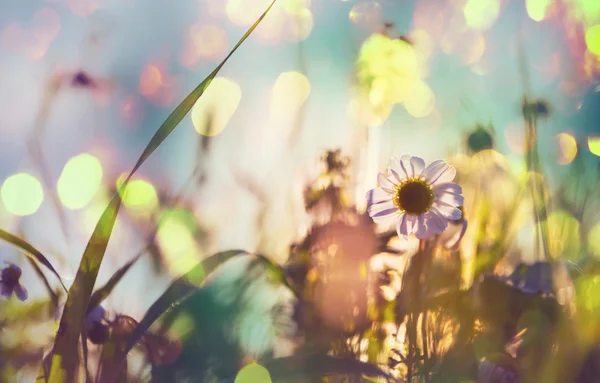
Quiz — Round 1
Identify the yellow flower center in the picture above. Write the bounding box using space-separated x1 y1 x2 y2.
393 178 434 215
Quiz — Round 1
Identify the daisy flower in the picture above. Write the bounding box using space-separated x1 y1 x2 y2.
0 262 28 301
366 155 464 239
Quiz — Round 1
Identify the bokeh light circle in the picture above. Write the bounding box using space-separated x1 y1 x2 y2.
57 153 103 210
1 173 44 216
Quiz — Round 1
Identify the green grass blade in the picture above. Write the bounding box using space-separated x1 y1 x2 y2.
86 253 142 314
42 1 277 380
105 250 246 381
26 257 61 316
0 229 67 292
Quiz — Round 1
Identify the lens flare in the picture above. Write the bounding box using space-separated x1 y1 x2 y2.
58 154 103 210
191 77 242 136
1 173 44 216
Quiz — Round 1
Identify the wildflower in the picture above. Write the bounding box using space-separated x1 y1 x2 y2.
0 262 28 301
85 305 110 345
366 155 463 239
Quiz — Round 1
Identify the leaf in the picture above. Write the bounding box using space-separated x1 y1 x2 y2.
256 254 299 298
0 229 67 292
104 250 246 381
42 1 277 380
86 253 141 315
263 354 402 382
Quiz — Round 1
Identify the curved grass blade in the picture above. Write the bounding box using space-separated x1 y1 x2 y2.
86 253 142 315
0 229 67 292
264 354 402 382
42 2 277 381
105 250 246 381
26 257 61 317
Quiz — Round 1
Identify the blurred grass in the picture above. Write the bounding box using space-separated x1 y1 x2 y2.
40 2 278 381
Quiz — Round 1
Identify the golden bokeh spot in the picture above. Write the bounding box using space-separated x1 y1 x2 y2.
57 154 103 210
588 135 600 157
404 80 435 118
192 77 242 136
270 71 311 121
555 133 578 165
586 24 600 57
526 0 552 21
287 6 313 42
547 210 581 260
157 209 202 277
1 173 44 216
117 175 159 216
464 0 500 31
588 222 600 259
234 362 272 383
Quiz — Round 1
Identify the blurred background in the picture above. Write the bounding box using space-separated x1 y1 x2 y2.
1 0 600 381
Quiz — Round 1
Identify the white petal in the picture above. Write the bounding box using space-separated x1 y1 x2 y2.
443 220 468 249
399 155 412 178
433 182 462 195
15 284 28 301
368 200 396 217
432 165 456 185
389 156 406 182
427 210 448 234
433 202 462 220
377 172 396 192
404 214 417 235
422 160 448 183
436 192 464 206
414 215 429 239
372 211 399 225
410 157 426 177
366 188 392 204
395 213 407 238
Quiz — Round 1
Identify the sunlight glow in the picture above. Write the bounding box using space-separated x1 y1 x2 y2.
1 173 44 216
57 154 103 210
555 133 578 165
234 362 272 383
191 77 242 136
